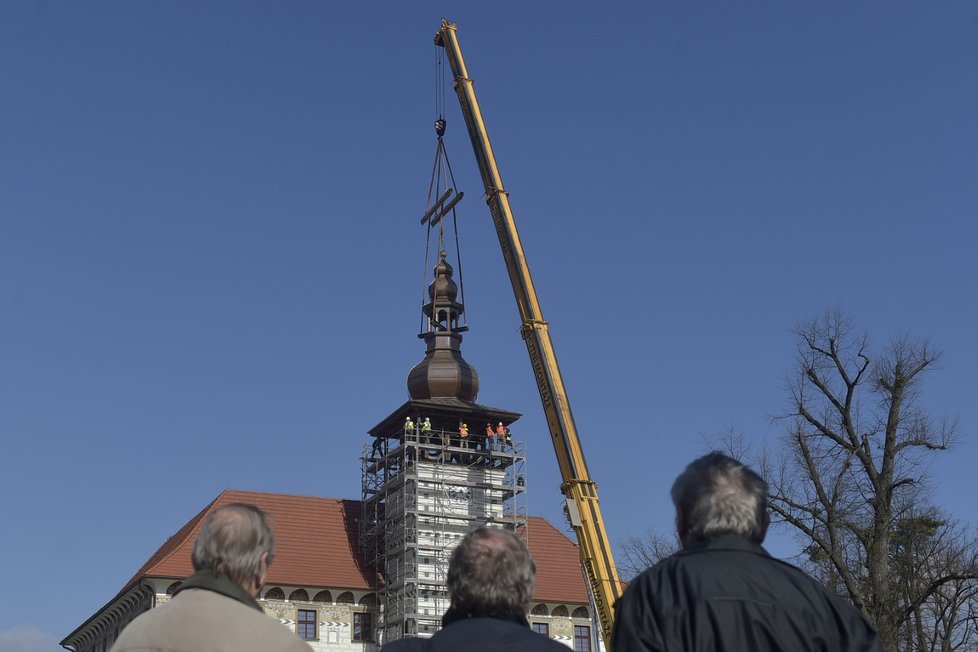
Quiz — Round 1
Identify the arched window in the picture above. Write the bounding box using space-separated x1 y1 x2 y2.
336 591 355 604
572 607 589 618
359 593 377 607
530 604 549 616
264 587 285 600
165 581 182 595
313 590 332 603
551 605 569 617
289 589 309 602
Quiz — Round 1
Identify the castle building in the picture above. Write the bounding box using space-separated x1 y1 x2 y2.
60 490 593 652
61 245 597 652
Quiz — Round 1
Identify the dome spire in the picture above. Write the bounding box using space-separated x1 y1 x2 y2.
407 250 479 401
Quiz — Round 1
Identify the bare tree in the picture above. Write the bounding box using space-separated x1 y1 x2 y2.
616 529 680 580
894 515 978 651
768 309 976 650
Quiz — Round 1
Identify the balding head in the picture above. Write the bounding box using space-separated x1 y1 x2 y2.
191 503 275 596
447 527 536 618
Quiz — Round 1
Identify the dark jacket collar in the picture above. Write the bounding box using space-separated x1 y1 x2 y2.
441 605 529 628
678 533 770 557
173 568 263 612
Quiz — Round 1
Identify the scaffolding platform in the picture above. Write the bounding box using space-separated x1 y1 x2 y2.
360 427 528 643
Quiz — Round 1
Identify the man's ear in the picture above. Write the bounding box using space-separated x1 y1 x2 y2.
257 551 270 587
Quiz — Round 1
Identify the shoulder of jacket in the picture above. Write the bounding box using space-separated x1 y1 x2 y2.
380 639 426 652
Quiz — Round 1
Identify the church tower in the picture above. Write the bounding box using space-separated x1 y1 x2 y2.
361 245 528 644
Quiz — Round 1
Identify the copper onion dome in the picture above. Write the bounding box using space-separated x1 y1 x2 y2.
429 257 458 304
407 251 479 401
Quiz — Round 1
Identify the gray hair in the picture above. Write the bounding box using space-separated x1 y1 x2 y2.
447 527 536 617
671 452 768 545
191 503 275 587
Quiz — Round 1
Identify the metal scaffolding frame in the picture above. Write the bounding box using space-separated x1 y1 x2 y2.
361 425 527 644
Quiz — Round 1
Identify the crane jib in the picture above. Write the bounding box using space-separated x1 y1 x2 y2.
434 19 624 650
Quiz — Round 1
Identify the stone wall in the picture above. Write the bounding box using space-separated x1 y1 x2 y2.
527 603 596 651
261 596 379 652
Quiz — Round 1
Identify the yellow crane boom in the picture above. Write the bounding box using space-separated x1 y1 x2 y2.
434 19 623 647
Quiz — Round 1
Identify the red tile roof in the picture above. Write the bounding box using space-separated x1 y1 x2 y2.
524 516 589 603
121 490 376 593
121 490 588 605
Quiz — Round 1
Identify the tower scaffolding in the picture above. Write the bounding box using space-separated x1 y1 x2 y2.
361 421 527 644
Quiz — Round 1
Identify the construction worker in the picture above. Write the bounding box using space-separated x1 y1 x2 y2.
419 417 438 459
485 423 495 451
503 425 513 452
495 422 506 451
404 417 416 463
370 436 384 460
452 422 469 463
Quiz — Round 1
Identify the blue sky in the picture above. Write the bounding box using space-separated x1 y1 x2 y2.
2 3 976 649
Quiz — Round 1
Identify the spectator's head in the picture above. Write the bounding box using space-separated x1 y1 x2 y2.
670 452 769 546
447 527 536 618
191 503 275 597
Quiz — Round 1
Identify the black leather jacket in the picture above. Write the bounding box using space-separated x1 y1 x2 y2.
612 534 882 652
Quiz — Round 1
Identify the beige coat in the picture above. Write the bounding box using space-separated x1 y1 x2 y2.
112 587 312 652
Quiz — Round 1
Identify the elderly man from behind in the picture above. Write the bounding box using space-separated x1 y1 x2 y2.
113 503 310 652
383 527 567 652
612 452 882 652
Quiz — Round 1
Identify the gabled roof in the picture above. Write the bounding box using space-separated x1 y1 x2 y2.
118 489 587 603
121 489 377 594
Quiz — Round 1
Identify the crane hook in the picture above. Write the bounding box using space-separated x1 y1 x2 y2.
434 118 446 137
